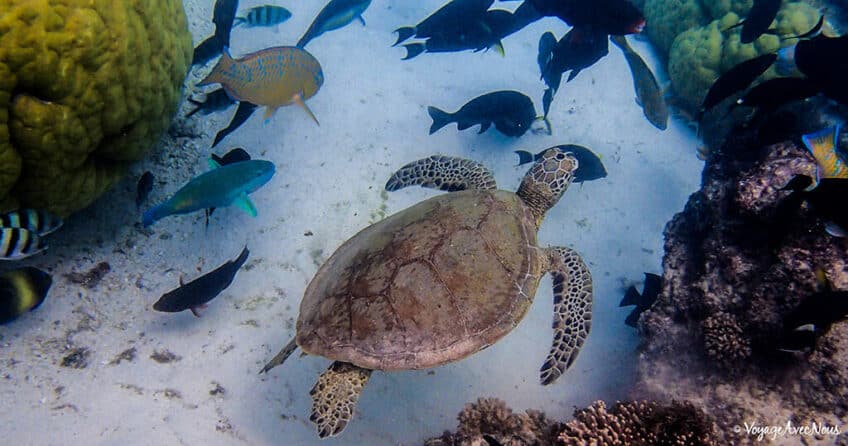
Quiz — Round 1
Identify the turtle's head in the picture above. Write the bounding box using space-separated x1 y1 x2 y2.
516 147 578 224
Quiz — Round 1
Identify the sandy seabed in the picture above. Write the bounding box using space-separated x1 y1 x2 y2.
0 1 702 444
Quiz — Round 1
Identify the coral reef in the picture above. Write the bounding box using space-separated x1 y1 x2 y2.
424 398 718 446
0 0 192 216
666 3 820 111
635 127 848 443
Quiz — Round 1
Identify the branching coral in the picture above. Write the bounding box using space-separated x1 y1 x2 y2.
0 0 192 216
558 400 718 446
701 312 751 369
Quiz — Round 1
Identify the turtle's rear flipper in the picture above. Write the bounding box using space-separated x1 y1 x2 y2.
385 155 497 192
539 246 593 386
310 361 372 438
259 338 299 374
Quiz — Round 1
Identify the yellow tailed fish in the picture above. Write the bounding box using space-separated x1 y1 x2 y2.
802 124 848 190
198 46 324 124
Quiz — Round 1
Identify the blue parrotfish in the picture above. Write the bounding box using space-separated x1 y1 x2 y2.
142 160 275 227
296 0 373 49
198 46 324 124
235 5 292 28
801 125 848 189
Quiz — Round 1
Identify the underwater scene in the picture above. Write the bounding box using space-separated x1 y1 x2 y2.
1 0 848 444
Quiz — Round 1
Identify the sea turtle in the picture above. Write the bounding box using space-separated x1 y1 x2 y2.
261 147 593 438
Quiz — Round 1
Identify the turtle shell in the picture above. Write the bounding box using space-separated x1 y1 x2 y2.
296 189 544 371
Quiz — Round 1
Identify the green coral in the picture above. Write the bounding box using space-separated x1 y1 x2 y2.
0 0 192 216
702 0 753 19
645 0 709 55
667 2 821 110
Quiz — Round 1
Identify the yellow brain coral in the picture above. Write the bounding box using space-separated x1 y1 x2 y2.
0 0 192 216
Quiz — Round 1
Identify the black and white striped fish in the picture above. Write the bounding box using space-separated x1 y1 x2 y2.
234 5 292 28
0 209 63 236
0 228 45 260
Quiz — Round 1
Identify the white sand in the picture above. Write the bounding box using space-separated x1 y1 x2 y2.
0 1 701 444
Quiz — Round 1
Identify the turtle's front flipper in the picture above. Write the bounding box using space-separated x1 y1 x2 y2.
385 155 497 192
310 361 372 438
540 246 593 385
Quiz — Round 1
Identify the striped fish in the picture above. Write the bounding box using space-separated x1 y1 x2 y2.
234 5 292 28
0 228 45 261
0 209 63 236
198 46 324 124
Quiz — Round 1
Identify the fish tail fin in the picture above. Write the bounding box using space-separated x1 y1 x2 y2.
514 150 535 165
296 30 314 49
142 204 165 228
197 47 234 87
427 106 452 134
491 41 505 57
402 43 425 60
801 125 840 158
620 286 642 307
609 34 628 50
393 27 415 46
233 245 250 268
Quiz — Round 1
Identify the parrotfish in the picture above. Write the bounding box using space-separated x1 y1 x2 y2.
142 160 275 227
297 0 373 49
235 5 292 28
0 267 52 324
428 90 540 137
153 246 249 317
198 46 324 124
801 125 848 189
206 148 253 225
610 35 668 131
0 209 63 236
0 228 45 260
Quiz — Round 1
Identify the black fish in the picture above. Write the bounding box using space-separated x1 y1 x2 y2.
428 90 538 137
206 148 253 224
212 101 258 148
736 0 782 44
192 0 239 67
393 0 494 46
186 88 236 118
783 176 848 237
520 0 645 35
401 9 514 60
211 148 251 167
515 144 607 183
153 246 249 317
731 77 820 114
0 267 52 324
136 171 154 209
787 34 848 105
698 53 776 121
778 289 848 352
539 27 609 117
620 272 661 327
296 0 373 48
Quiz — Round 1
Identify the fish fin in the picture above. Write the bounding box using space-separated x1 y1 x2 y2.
393 27 415 46
233 17 245 27
794 323 816 333
801 125 840 180
190 306 203 317
141 205 162 228
781 15 825 41
825 221 848 238
263 106 279 122
208 157 222 169
624 309 640 327
197 46 235 87
534 115 552 135
515 150 535 166
620 286 642 307
427 106 452 134
492 41 505 57
723 20 745 32
292 94 319 126
566 69 581 82
402 43 425 60
358 15 366 26
477 121 491 134
235 193 258 217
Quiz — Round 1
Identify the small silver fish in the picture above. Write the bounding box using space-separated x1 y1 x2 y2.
0 228 45 261
0 209 63 236
234 5 292 28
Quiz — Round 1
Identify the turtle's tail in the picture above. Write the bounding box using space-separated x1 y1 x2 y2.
259 337 299 374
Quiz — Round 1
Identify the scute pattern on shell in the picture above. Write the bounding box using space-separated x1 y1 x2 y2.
297 190 542 371
385 155 497 192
